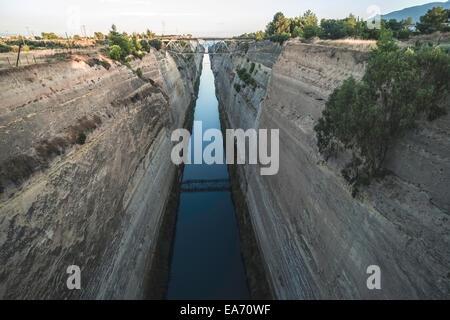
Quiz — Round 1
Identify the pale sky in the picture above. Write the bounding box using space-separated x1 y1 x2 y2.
0 0 447 37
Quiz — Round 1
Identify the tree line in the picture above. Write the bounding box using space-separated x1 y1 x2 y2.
0 26 160 54
239 6 450 43
107 24 161 62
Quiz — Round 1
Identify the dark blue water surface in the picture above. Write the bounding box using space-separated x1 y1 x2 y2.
167 54 250 300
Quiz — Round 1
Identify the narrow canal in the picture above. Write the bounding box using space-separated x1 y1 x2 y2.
167 50 251 300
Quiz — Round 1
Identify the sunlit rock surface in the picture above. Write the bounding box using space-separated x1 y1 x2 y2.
0 43 203 299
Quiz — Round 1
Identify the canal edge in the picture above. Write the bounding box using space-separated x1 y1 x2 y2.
143 66 201 299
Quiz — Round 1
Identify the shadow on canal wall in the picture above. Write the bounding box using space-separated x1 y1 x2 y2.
144 64 202 300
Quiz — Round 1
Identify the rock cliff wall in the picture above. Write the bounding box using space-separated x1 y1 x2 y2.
211 40 449 299
0 43 203 299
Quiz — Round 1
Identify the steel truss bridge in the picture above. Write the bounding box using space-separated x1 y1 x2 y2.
160 37 253 55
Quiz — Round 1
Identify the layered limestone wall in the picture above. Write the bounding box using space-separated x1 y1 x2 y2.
211 40 449 299
0 43 203 299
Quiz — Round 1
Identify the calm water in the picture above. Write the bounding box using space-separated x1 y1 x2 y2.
167 53 250 300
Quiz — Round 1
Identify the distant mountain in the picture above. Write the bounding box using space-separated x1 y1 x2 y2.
381 1 450 23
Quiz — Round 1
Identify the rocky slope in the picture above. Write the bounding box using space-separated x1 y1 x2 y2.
0 43 203 299
210 40 449 299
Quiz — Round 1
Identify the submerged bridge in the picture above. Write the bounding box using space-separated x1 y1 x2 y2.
180 179 231 193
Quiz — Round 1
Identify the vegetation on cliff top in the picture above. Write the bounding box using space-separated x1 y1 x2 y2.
314 28 450 195
238 6 450 44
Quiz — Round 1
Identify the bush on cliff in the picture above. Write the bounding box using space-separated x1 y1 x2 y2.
236 67 258 89
265 33 291 44
149 39 162 51
314 28 450 195
109 45 122 60
0 42 12 52
140 40 150 52
108 25 134 60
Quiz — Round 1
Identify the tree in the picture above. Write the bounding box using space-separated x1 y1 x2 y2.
266 12 291 36
149 39 162 50
110 24 118 36
384 18 413 39
94 32 105 40
146 29 156 39
292 26 303 38
405 17 413 26
289 16 303 34
345 14 357 36
108 25 132 57
397 28 412 40
320 19 347 39
131 33 142 52
41 32 59 40
0 42 13 52
314 27 450 192
385 18 403 33
416 6 449 34
109 45 122 60
140 40 150 52
302 10 319 39
255 31 264 41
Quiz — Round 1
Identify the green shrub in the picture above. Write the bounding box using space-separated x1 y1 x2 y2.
108 29 132 57
109 45 122 60
234 83 241 92
140 40 150 52
136 67 143 78
0 42 12 52
5 39 80 50
87 58 111 70
76 133 86 145
149 39 162 51
241 42 249 53
236 67 258 89
396 29 412 40
100 60 111 70
314 29 450 193
132 51 145 59
250 62 256 73
266 32 291 44
178 53 193 64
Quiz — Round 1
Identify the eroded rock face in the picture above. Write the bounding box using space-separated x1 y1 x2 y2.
0 44 203 299
211 40 449 299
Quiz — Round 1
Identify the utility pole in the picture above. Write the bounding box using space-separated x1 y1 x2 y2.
81 25 87 39
65 32 70 51
16 43 23 67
